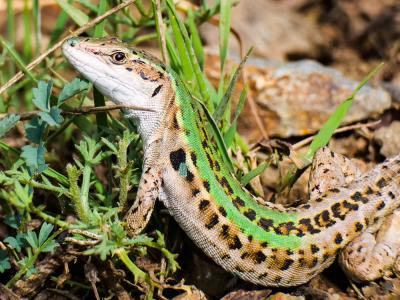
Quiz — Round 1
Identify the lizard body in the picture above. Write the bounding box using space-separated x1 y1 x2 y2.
62 37 400 287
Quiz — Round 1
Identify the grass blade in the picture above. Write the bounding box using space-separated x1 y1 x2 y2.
93 0 108 37
22 0 32 61
224 85 247 147
0 36 36 84
214 48 252 124
219 0 232 71
305 63 384 162
166 0 195 84
55 0 90 26
188 9 205 70
33 0 41 57
240 162 269 186
195 99 235 173
166 0 210 108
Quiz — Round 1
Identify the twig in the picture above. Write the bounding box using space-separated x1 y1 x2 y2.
154 0 168 65
0 0 137 96
292 120 381 150
0 104 155 121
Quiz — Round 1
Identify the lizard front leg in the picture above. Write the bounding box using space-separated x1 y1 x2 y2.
124 166 162 236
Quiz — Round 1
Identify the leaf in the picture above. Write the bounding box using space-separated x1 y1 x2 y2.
101 137 118 153
26 267 37 277
305 63 384 162
240 162 269 186
12 182 33 208
93 0 108 37
166 0 210 107
214 48 252 124
4 214 20 229
25 117 46 144
32 80 53 112
166 0 194 83
0 114 20 138
55 0 89 26
58 78 89 105
0 36 37 84
224 85 248 147
41 240 59 253
38 222 53 246
4 236 22 252
21 143 48 174
38 107 63 126
195 100 235 173
219 0 232 71
0 250 11 273
25 231 39 248
188 9 204 70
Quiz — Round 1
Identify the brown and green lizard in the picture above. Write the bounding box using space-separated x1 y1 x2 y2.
62 36 400 286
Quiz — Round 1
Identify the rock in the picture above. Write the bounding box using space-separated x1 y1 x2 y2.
200 0 325 61
374 121 400 157
241 60 391 139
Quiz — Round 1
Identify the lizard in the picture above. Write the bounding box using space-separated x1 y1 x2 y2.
62 36 400 287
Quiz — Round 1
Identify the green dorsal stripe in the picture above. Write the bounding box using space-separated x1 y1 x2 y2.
172 75 301 250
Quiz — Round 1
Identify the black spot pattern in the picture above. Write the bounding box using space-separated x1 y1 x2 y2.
205 214 219 229
199 199 210 211
229 235 243 250
170 148 186 171
334 233 343 244
244 209 256 221
151 84 163 97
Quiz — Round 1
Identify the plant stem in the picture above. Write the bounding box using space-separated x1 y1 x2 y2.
80 164 92 221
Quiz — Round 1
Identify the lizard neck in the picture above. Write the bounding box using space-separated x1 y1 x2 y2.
125 73 175 152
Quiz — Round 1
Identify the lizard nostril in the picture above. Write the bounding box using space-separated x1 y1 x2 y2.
67 37 79 47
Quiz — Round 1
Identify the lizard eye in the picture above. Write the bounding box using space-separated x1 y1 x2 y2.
111 52 126 64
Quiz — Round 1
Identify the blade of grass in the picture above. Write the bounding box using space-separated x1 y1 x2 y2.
93 88 107 129
6 0 15 75
77 0 99 13
93 0 108 37
166 0 210 109
240 161 269 186
195 99 235 173
166 34 181 71
152 0 168 64
92 0 109 129
279 63 384 193
23 0 32 61
305 62 384 162
188 9 205 70
135 0 150 17
214 48 252 124
219 0 232 72
33 0 41 57
55 0 90 26
224 85 247 147
0 36 37 84
48 9 69 47
166 0 195 85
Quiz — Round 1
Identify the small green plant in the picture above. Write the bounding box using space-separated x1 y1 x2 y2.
2 221 59 287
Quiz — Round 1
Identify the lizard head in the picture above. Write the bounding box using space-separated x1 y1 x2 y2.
62 36 170 114
62 36 173 145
